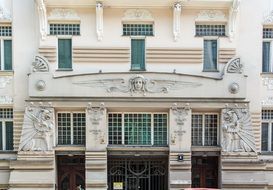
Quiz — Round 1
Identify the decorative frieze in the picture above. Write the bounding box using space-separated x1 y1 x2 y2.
263 77 273 90
0 6 11 21
196 10 227 23
0 76 12 89
221 105 256 152
0 95 13 104
19 103 54 151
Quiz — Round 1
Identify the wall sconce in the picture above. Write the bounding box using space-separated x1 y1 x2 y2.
177 154 184 162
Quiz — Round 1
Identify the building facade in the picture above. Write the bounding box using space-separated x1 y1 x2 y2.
0 0 273 189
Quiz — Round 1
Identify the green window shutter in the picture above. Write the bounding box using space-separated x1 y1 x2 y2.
5 121 13 150
203 40 218 71
4 40 12 70
263 42 271 72
131 39 145 70
0 122 2 150
58 39 72 69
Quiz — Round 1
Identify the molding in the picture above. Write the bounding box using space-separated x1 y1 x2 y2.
228 0 241 41
122 9 153 22
0 95 13 104
173 2 182 42
48 8 80 21
32 55 50 72
9 184 54 188
96 2 103 41
35 0 48 40
196 10 227 23
0 6 11 21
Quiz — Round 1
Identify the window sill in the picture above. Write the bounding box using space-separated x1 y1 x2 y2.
54 145 85 152
0 70 13 76
130 69 146 72
261 72 273 76
56 68 73 71
202 70 219 72
0 150 16 154
259 151 273 155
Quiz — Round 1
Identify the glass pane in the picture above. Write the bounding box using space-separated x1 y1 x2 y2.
108 113 122 145
0 122 2 150
196 25 226 36
204 114 218 146
5 121 13 150
192 115 203 146
204 40 217 71
58 39 72 69
154 114 167 146
263 42 271 72
73 113 86 145
131 39 145 70
262 123 269 151
4 40 12 70
271 124 273 151
58 113 71 145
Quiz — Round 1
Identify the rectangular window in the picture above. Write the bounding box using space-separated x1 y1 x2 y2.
192 113 218 146
131 39 145 70
123 24 153 36
49 24 80 35
196 24 226 36
108 113 168 146
261 110 273 152
0 26 12 37
58 39 72 69
57 112 86 145
263 41 272 72
203 40 218 71
0 108 13 151
0 25 12 71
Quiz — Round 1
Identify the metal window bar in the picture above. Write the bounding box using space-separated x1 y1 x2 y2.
0 108 13 150
191 114 203 146
49 24 80 35
57 113 71 145
204 114 218 146
0 26 12 37
108 113 123 145
196 24 226 36
72 113 86 145
263 28 273 38
123 24 153 36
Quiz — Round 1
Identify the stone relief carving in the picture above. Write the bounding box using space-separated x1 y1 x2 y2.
122 9 153 21
263 77 273 90
35 80 46 91
228 0 241 41
262 97 273 106
0 6 11 21
48 9 80 21
0 76 12 89
32 55 49 72
221 105 256 152
196 10 227 22
96 2 103 41
35 0 48 40
19 104 54 151
173 2 182 42
0 95 13 104
264 10 273 24
73 75 202 96
171 103 190 145
229 82 240 94
226 57 243 74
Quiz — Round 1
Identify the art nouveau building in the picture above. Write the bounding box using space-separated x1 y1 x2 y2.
0 0 273 189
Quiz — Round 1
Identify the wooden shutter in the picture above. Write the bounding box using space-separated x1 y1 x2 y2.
4 40 12 70
5 121 13 150
131 39 145 70
58 39 72 69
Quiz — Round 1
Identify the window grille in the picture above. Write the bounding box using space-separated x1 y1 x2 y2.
123 24 153 36
50 24 80 35
0 108 13 119
0 108 13 151
196 25 226 36
0 26 12 37
261 110 273 152
262 110 273 120
192 113 218 146
263 28 273 38
108 113 122 145
57 112 86 145
154 114 168 145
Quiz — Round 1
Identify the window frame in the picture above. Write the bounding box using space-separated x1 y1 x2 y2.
0 24 12 71
202 37 219 72
0 108 13 151
191 112 220 147
130 36 146 71
261 110 273 152
56 111 86 146
262 39 273 73
56 36 73 71
108 112 168 146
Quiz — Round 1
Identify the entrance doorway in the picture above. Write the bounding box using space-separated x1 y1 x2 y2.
108 158 168 190
192 156 219 188
57 155 85 190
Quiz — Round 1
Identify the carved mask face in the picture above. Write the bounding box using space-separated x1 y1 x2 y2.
134 78 143 90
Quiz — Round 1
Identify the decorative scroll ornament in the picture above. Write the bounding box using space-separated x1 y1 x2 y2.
19 103 54 151
48 9 80 21
171 103 190 145
173 2 182 42
87 102 105 125
263 77 273 90
226 57 243 74
0 76 12 89
73 75 202 96
32 55 49 72
196 10 227 22
96 2 103 41
221 105 256 152
228 0 241 41
0 6 11 21
35 0 48 40
122 9 153 22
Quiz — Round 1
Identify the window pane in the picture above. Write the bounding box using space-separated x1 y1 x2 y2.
50 24 80 35
131 39 145 70
0 122 2 150
262 42 271 72
204 114 218 146
108 113 122 145
73 113 86 145
4 40 12 70
196 25 226 36
58 39 72 69
262 123 269 151
204 40 217 71
154 114 168 146
192 115 203 146
58 113 71 145
5 121 13 150
123 24 153 36
271 124 273 151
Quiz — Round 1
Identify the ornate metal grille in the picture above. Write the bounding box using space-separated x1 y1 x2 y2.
0 26 12 36
108 158 168 190
196 24 226 36
263 28 273 38
123 24 153 36
49 24 80 35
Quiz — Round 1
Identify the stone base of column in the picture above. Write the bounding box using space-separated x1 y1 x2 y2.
86 151 107 190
